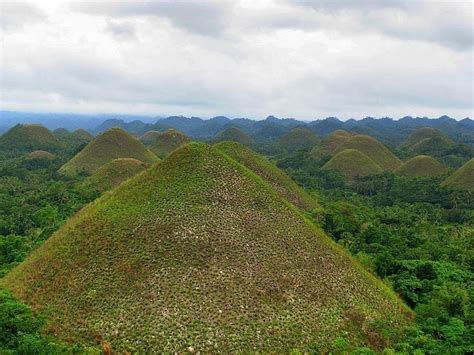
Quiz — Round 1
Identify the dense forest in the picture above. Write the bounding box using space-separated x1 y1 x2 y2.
0 118 472 353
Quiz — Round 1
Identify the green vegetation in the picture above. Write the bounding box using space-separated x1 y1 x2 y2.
310 129 353 160
139 130 163 145
276 126 319 152
27 150 55 160
395 155 448 177
322 149 383 181
2 143 407 353
214 127 253 146
335 135 402 171
83 158 148 192
442 158 474 190
214 141 318 210
400 127 446 149
146 128 191 158
59 128 158 176
0 124 63 154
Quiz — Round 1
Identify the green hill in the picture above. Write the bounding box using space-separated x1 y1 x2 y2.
0 124 63 152
277 127 319 152
214 141 318 210
2 143 408 353
214 127 253 146
54 128 94 149
400 127 444 149
441 158 474 190
400 127 454 156
310 130 353 159
395 155 448 177
139 130 163 145
59 128 158 176
27 150 55 160
83 158 148 192
335 135 402 171
147 129 191 158
322 149 383 181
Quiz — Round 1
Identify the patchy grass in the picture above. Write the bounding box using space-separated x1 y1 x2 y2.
59 128 158 176
322 149 383 181
0 124 64 153
145 129 191 158
2 143 409 353
139 130 163 145
277 127 319 152
441 158 474 190
335 135 402 171
310 130 353 159
214 141 318 210
27 150 55 160
395 155 448 177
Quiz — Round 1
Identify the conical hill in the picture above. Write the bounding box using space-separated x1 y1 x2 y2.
0 124 63 152
310 129 353 159
214 141 318 210
214 127 253 146
395 155 448 177
2 143 408 352
277 127 319 152
146 128 191 158
441 158 474 190
322 149 383 181
59 128 158 176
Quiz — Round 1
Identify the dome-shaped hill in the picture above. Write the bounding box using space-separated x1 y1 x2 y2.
84 158 148 192
214 127 252 146
410 135 454 156
147 129 191 158
310 130 353 159
277 127 319 152
322 149 383 181
139 130 163 145
335 135 402 171
214 141 318 210
2 143 408 353
400 127 443 149
441 158 474 190
73 128 94 141
27 150 55 160
0 124 63 152
59 128 158 176
395 155 448 177
55 128 94 148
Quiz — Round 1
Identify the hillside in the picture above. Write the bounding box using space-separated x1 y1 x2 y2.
310 130 353 159
59 128 158 176
2 143 408 353
83 158 148 192
277 127 319 152
335 135 402 171
395 155 448 177
441 158 474 190
400 127 444 149
139 130 163 145
214 141 318 210
0 124 63 152
214 127 253 146
27 150 55 160
54 128 94 149
322 149 383 181
147 129 191 158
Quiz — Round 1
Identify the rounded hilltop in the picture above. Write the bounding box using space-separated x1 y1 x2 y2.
441 158 474 190
335 134 401 171
0 124 63 152
395 155 448 177
145 128 191 158
139 130 163 145
59 127 158 176
322 149 383 181
214 127 253 146
277 126 319 152
2 142 409 353
400 127 454 156
310 129 353 159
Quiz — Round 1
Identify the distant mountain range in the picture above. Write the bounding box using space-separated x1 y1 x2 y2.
1 111 473 147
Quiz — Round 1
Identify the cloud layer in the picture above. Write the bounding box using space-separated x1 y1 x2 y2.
0 0 472 119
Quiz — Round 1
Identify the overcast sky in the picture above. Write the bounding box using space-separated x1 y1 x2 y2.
0 0 472 120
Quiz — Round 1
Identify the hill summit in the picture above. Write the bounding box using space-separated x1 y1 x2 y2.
214 127 253 146
441 158 474 190
310 129 353 159
395 155 448 177
3 143 407 353
59 128 158 176
322 149 383 181
277 126 319 152
146 128 191 158
0 124 63 152
335 135 401 171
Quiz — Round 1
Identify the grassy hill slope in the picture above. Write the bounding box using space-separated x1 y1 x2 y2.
83 158 148 192
400 127 444 149
322 149 383 181
441 158 474 190
2 143 408 353
214 127 253 146
277 127 319 152
59 128 158 176
214 141 318 210
310 130 353 159
395 155 448 177
0 124 63 152
335 135 402 171
139 130 162 145
147 129 191 158
27 150 55 160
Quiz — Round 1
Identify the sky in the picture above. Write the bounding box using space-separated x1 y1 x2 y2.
0 0 473 120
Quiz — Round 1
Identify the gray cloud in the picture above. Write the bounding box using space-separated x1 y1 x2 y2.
105 21 137 40
0 1 47 30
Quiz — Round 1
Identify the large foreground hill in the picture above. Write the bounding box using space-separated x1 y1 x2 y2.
2 143 408 353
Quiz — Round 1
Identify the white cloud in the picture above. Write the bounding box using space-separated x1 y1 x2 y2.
0 0 472 119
